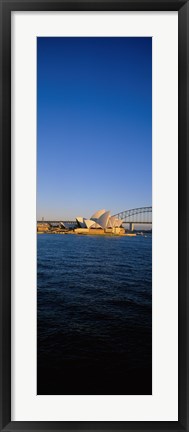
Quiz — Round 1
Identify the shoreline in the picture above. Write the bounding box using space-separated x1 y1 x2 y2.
37 231 137 236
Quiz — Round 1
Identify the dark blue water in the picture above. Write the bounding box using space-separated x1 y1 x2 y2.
37 234 152 395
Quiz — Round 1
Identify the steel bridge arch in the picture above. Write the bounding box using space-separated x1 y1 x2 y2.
113 206 152 224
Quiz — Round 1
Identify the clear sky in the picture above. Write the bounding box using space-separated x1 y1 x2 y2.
37 37 152 220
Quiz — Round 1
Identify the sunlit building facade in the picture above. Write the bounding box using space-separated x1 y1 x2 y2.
75 209 124 234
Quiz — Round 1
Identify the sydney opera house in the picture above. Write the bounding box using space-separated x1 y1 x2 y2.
75 209 125 235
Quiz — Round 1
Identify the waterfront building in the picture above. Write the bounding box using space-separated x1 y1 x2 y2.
75 210 124 234
37 223 50 233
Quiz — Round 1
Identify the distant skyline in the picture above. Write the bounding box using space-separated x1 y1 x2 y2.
37 37 152 220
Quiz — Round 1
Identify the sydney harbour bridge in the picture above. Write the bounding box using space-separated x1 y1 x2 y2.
113 206 152 231
38 206 152 231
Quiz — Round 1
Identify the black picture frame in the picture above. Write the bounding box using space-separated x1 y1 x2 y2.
0 0 188 431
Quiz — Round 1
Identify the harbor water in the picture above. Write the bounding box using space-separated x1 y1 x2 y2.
37 234 152 395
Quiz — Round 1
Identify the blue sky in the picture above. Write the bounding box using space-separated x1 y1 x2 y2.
37 37 152 220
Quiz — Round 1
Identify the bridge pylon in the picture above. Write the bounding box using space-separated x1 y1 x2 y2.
129 223 134 232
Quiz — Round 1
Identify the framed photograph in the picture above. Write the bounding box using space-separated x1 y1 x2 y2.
0 0 188 431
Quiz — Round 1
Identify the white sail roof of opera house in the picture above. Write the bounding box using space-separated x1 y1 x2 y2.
76 209 123 230
75 216 86 228
97 211 110 229
84 219 96 229
91 209 106 219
